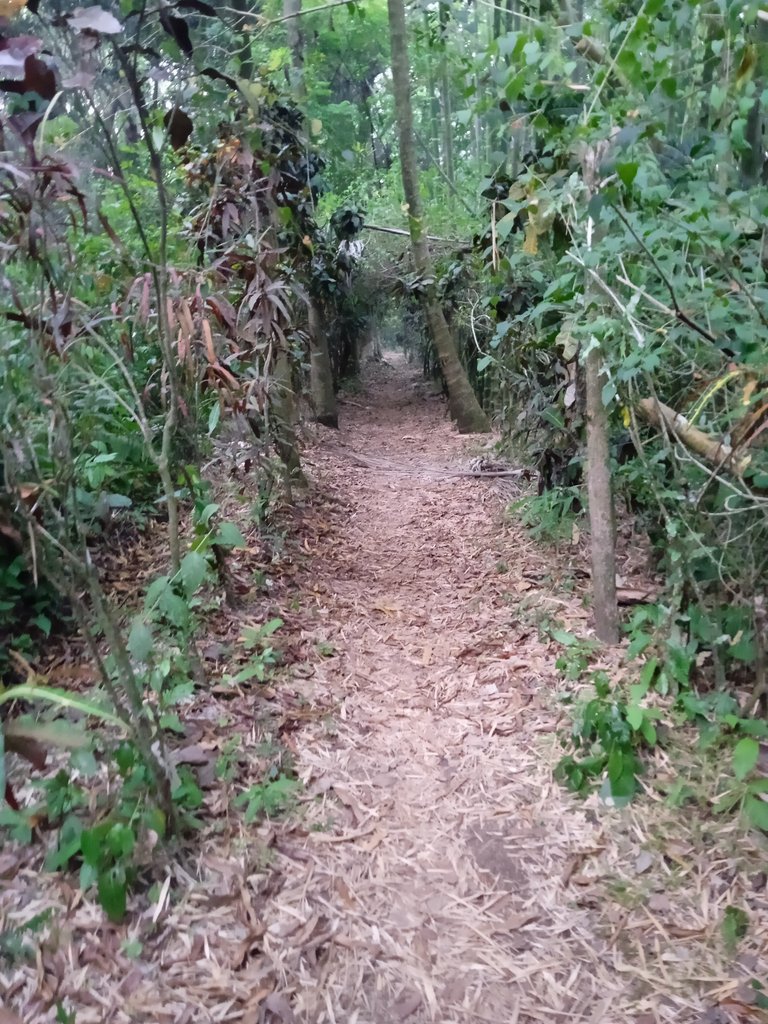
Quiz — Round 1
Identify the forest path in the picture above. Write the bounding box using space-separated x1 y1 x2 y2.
250 354 680 1024
272 353 601 1022
259 355 765 1024
5 356 762 1024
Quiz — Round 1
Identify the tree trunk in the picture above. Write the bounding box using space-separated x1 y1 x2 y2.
438 4 455 185
741 12 768 187
583 144 618 644
308 301 338 428
270 345 305 486
231 0 255 80
283 0 305 96
387 0 490 434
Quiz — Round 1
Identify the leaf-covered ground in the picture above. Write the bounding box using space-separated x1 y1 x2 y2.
2 355 767 1024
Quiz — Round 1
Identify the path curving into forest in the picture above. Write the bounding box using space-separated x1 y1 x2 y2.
241 354 763 1024
5 354 764 1024
270 353 598 1022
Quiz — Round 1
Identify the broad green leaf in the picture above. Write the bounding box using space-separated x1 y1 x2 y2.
551 629 578 647
145 575 171 610
745 796 768 831
128 618 154 662
107 823 135 859
158 590 190 629
477 355 493 372
626 704 643 730
106 493 132 508
710 84 727 111
617 162 638 188
179 550 208 595
495 210 519 242
721 905 749 953
199 503 219 526
215 521 246 548
639 657 659 690
81 826 107 868
233 661 266 684
98 866 127 923
640 719 657 746
733 737 759 781
0 685 125 729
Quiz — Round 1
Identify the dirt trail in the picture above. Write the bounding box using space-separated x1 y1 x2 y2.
268 355 602 1023
4 355 765 1024
258 355 765 1024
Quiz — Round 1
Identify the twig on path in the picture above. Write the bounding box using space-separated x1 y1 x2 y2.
310 823 377 844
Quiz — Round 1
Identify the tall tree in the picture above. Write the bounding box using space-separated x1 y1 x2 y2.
386 0 490 434
581 145 618 646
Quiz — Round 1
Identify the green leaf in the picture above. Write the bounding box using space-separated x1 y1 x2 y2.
733 737 759 781
0 685 125 729
128 618 154 662
710 84 727 111
107 823 135 859
179 550 208 595
495 210 520 242
233 661 266 684
745 796 768 831
627 634 653 659
145 575 171 610
599 770 635 808
207 402 221 435
721 905 749 953
477 354 493 372
214 521 246 548
639 657 659 691
260 617 283 637
45 816 84 871
106 493 132 508
98 866 127 923
626 704 643 730
602 381 617 406
616 161 638 188
81 826 107 868
551 629 578 647
158 590 190 629
199 502 219 526
640 719 657 746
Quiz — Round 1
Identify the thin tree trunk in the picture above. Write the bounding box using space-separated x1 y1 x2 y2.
283 0 305 96
308 301 338 428
583 144 618 644
438 3 455 185
742 13 768 187
424 12 442 164
270 346 305 487
231 0 255 80
387 0 489 433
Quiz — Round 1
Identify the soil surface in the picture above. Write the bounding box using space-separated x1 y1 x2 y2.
2 355 766 1024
